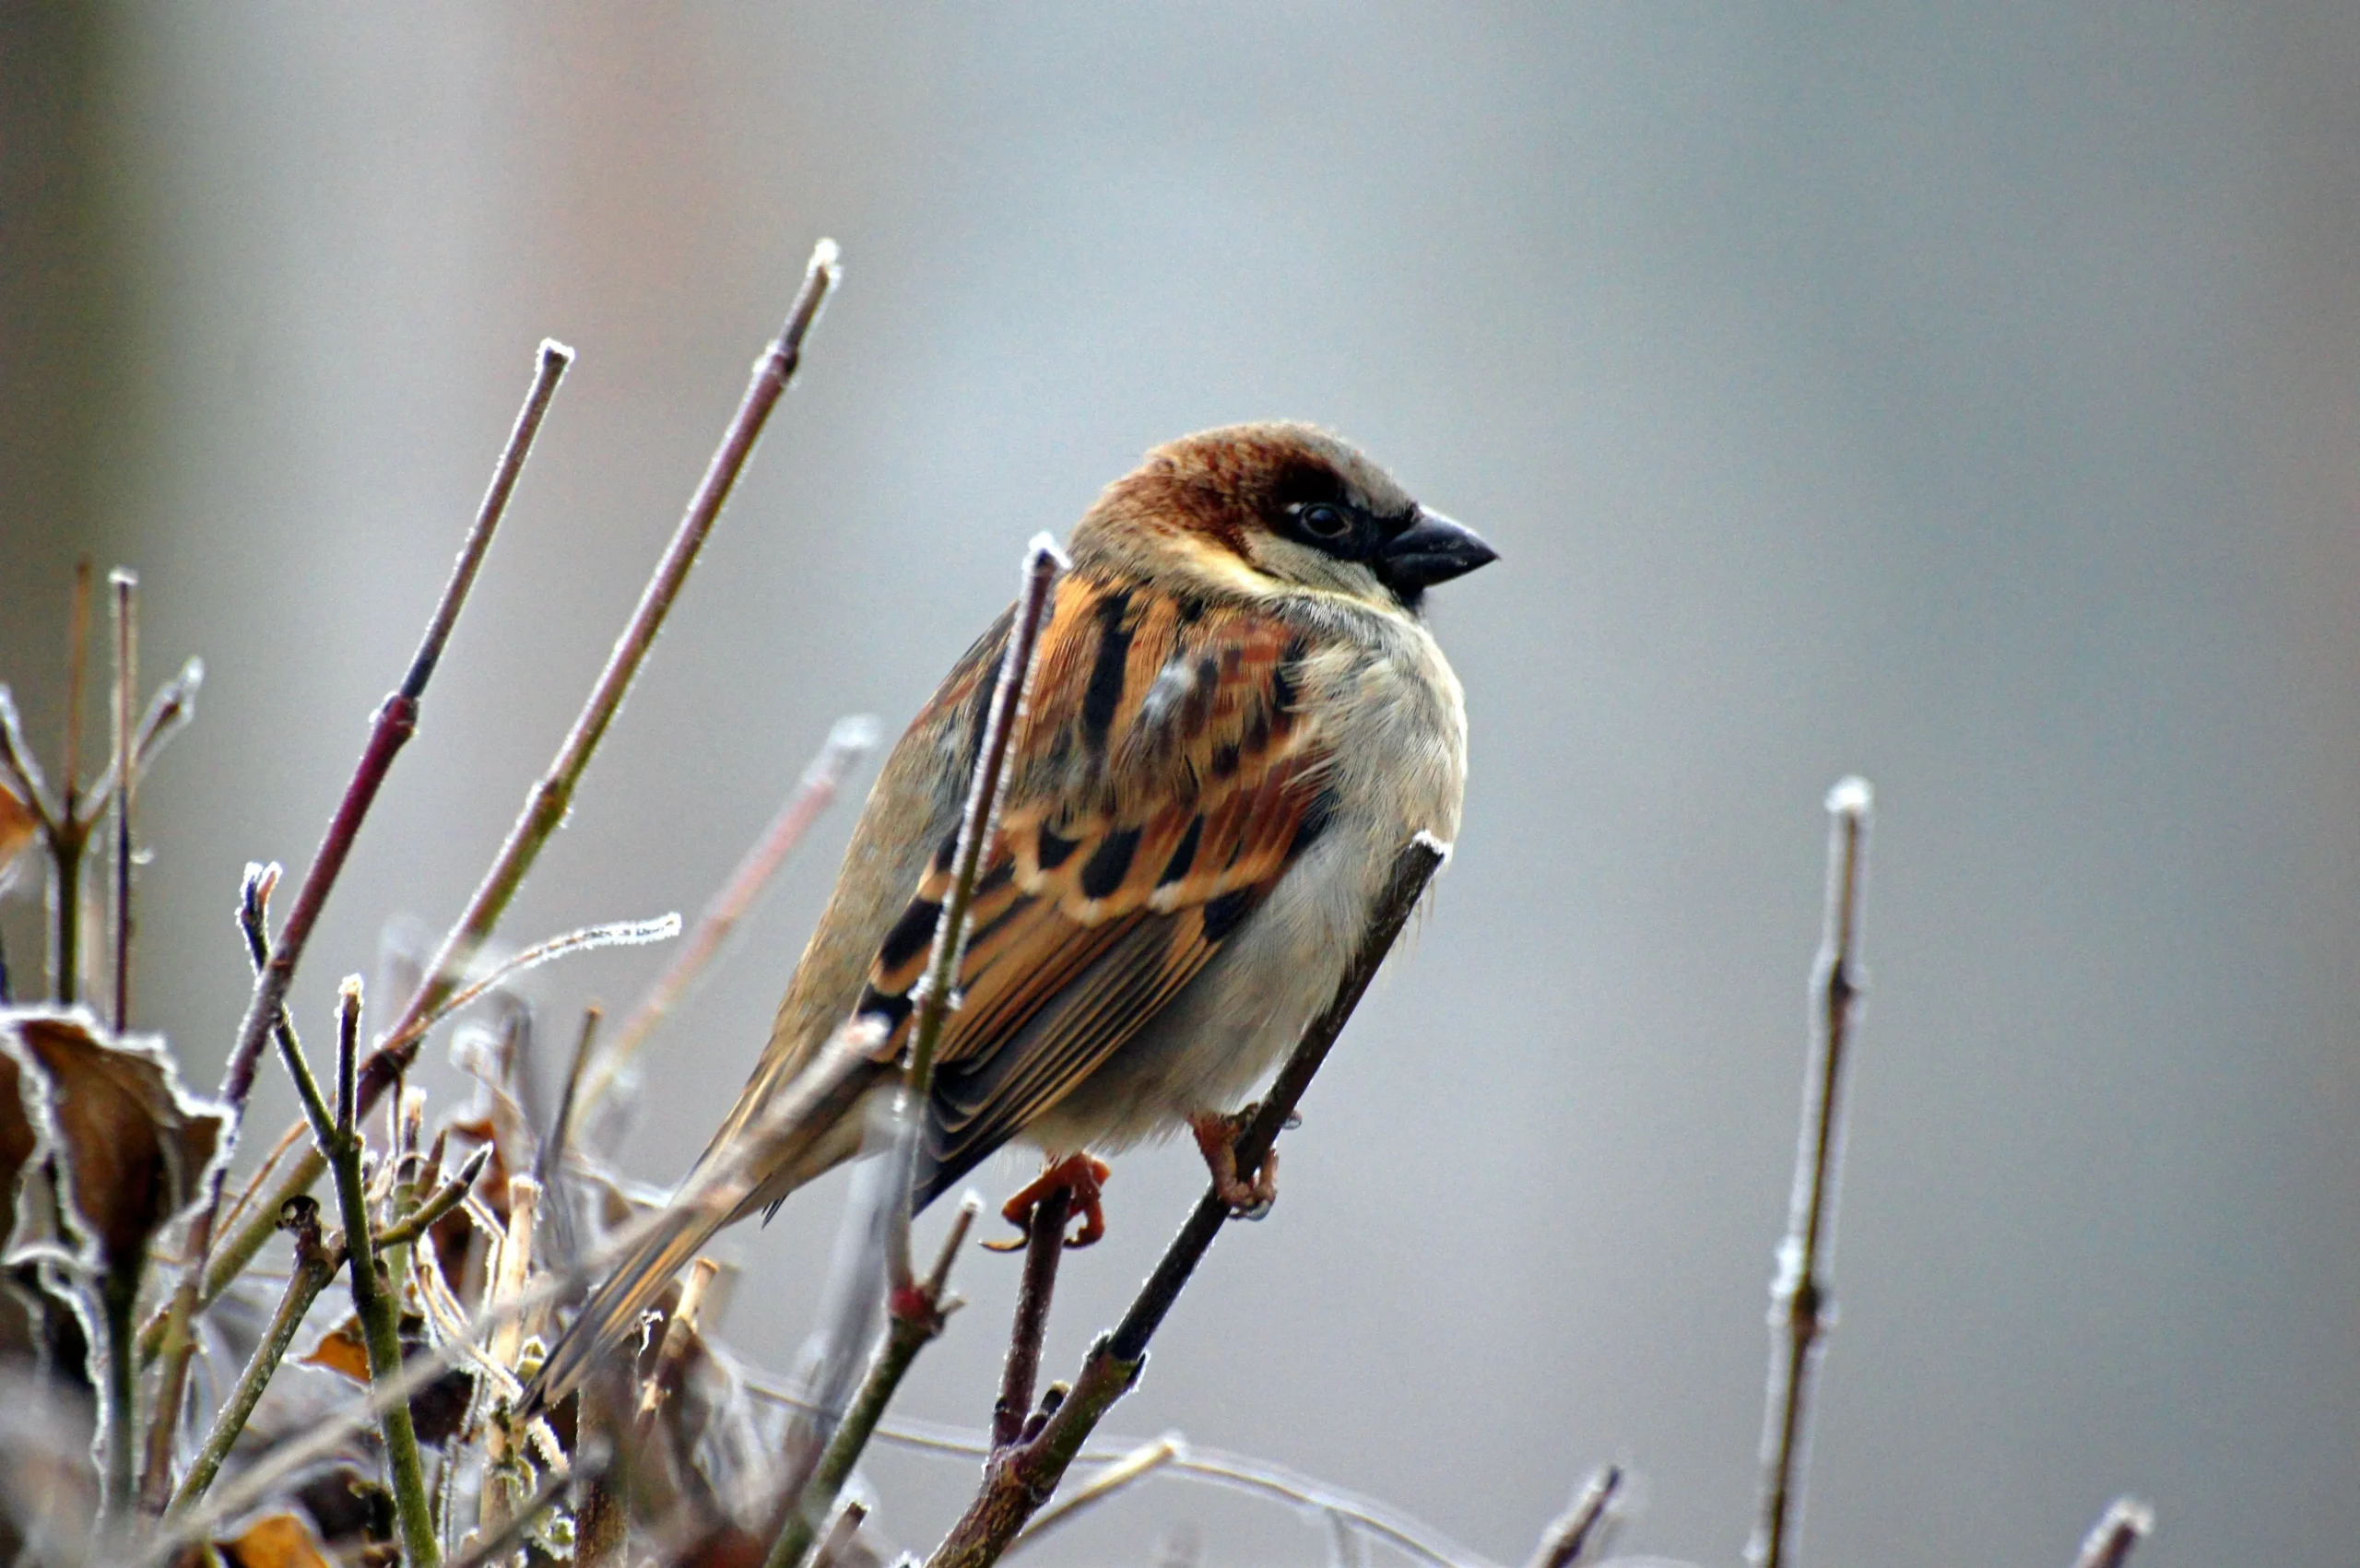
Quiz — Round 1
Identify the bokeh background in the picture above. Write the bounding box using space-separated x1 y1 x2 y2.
4 7 2356 1566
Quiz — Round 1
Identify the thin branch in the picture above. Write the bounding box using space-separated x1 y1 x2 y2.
376 1142 496 1252
195 338 572 1315
810 1498 869 1568
991 1185 1071 1451
78 654 207 822
166 1197 341 1515
0 687 55 828
2071 1499 2154 1568
761 1198 979 1568
572 713 878 1127
321 976 441 1568
926 835 1449 1568
886 536 1063 1298
1009 1435 1180 1552
108 566 136 1032
1524 1465 1622 1568
1748 777 1874 1568
49 560 94 1003
380 915 680 1065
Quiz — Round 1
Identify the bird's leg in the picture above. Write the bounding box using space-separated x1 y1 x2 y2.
985 1152 1112 1251
1189 1107 1280 1220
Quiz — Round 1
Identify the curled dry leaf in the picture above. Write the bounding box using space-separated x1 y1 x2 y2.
0 1009 226 1275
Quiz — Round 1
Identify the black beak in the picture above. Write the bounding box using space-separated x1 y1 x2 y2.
1379 506 1498 595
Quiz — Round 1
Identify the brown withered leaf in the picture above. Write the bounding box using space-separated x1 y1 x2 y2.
1 1010 225 1273
217 1510 333 1568
298 1315 372 1385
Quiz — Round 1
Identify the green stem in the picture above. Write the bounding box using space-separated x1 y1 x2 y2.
98 1262 140 1529
168 1207 340 1515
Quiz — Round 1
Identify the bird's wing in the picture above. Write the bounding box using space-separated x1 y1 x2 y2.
854 571 1339 1198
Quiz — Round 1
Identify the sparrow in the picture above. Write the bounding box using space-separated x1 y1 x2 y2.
533 421 1493 1403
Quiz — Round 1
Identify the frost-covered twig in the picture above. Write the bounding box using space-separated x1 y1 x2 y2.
1525 1464 1621 1568
1747 778 1873 1568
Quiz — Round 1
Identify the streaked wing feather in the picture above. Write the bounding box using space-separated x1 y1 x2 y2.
855 572 1330 1192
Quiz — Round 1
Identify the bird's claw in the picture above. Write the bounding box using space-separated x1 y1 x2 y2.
1190 1108 1280 1220
984 1152 1112 1252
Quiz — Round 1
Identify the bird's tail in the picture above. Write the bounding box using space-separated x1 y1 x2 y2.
525 1034 889 1412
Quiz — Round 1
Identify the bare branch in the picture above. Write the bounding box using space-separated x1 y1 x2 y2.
1747 777 1874 1568
1525 1464 1622 1568
107 567 136 1033
2071 1499 2154 1568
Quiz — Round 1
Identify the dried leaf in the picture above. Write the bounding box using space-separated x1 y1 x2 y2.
0 1051 41 1249
1 1009 226 1273
218 1511 332 1568
299 1316 372 1385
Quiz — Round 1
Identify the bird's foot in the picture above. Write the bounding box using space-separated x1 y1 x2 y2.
1190 1107 1280 1220
984 1152 1112 1252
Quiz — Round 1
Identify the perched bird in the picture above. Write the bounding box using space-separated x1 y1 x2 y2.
533 421 1493 1403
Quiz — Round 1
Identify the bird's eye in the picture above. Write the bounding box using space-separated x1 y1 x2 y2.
1296 503 1351 540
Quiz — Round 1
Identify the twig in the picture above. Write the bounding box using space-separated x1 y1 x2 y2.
107 567 135 1032
194 339 572 1323
378 915 680 1063
166 1197 341 1515
79 654 205 822
54 562 90 1002
376 1142 496 1252
0 690 54 827
884 536 1063 1300
1747 778 1873 1568
761 1198 978 1568
926 835 1449 1568
991 1185 1071 1451
2071 1499 2154 1568
810 1498 868 1568
316 978 441 1568
1009 1435 1180 1552
573 715 878 1126
1524 1465 1622 1568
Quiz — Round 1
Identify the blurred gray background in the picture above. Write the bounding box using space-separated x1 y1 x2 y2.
4 6 2356 1566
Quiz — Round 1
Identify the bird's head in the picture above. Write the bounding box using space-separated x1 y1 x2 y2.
1071 422 1497 615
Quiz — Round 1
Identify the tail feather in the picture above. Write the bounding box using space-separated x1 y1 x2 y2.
525 1035 891 1412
